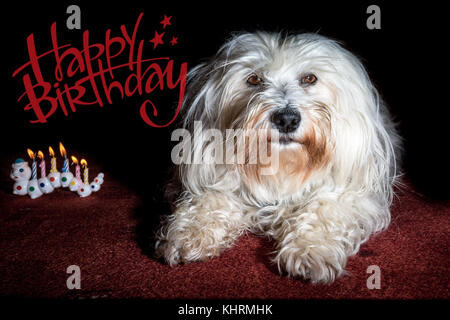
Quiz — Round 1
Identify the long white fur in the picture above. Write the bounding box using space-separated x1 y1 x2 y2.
155 32 401 283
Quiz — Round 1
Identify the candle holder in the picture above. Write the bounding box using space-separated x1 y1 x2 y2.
27 179 43 199
48 171 62 188
60 171 74 188
90 173 104 192
38 177 54 194
69 177 82 191
96 173 104 184
77 184 92 197
10 159 31 195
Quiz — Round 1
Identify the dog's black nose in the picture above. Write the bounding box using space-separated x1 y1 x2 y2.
270 109 301 133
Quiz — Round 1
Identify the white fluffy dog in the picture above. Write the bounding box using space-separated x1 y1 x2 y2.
155 32 400 283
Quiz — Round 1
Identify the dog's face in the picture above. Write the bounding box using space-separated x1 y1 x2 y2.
225 35 337 185
183 32 396 200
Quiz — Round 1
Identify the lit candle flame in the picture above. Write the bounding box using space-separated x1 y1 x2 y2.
27 148 35 159
49 147 55 157
59 142 67 157
71 156 78 164
37 150 44 160
80 159 87 168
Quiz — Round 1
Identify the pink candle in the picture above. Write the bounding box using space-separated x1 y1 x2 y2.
37 151 46 178
76 164 81 183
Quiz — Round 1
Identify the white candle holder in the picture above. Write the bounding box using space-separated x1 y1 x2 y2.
27 179 43 199
77 184 92 197
89 173 104 192
60 171 74 187
48 171 61 188
10 159 31 196
96 173 104 184
69 178 82 191
38 177 54 194
89 181 101 192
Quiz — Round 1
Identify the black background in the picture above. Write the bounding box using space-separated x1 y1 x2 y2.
2 0 448 202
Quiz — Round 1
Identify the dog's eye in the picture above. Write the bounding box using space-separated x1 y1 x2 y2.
247 74 263 86
300 74 318 86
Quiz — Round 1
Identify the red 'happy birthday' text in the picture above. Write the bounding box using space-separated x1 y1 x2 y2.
12 13 188 127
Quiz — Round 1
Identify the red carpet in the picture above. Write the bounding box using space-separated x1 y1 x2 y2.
0 158 449 300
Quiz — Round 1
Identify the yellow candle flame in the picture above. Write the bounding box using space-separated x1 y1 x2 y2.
59 142 67 157
27 149 35 159
37 150 44 160
71 156 78 164
49 146 55 157
80 159 87 168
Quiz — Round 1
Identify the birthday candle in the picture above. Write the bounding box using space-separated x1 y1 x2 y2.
59 142 69 173
47 146 62 188
49 147 57 173
76 159 91 197
27 149 37 179
63 159 68 173
77 159 92 198
59 143 73 188
81 159 88 184
71 156 81 183
36 150 54 194
37 151 46 178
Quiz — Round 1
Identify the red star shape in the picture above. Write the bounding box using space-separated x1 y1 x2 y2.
170 36 178 46
149 31 164 49
160 15 172 29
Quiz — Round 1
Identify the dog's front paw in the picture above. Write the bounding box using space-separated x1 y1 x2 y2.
275 244 347 283
154 193 245 266
155 228 224 266
154 238 184 266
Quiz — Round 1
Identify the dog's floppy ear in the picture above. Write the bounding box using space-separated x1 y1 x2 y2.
181 32 260 132
176 58 230 194
326 41 400 208
180 61 218 131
